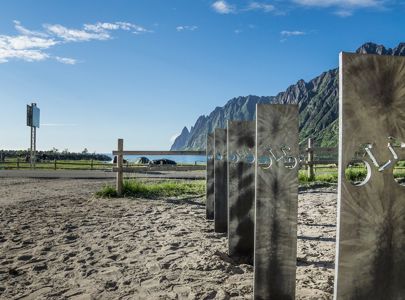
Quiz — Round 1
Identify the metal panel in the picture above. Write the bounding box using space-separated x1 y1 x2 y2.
214 128 228 233
32 105 40 128
227 120 255 262
335 52 405 299
26 105 32 127
254 104 299 300
206 133 215 219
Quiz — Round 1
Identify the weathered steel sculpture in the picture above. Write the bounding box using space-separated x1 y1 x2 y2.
254 104 299 300
214 128 228 233
206 133 215 220
227 120 255 262
335 52 405 299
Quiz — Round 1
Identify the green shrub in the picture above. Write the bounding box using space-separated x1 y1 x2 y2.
96 185 118 197
345 167 367 182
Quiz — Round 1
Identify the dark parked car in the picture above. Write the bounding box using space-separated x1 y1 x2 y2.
135 157 150 164
149 159 177 165
113 156 128 164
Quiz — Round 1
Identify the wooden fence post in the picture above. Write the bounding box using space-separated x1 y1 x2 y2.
54 159 57 170
17 158 20 169
91 159 94 170
116 139 124 196
307 138 315 181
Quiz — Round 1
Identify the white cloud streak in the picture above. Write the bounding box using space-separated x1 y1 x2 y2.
212 0 236 14
280 30 306 37
293 0 386 16
0 33 57 63
176 25 198 32
44 24 111 41
212 1 279 14
293 0 383 7
0 20 150 64
13 20 48 37
55 56 78 65
247 2 275 12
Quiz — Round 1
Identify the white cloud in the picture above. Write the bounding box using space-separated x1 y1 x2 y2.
55 56 77 65
0 35 57 50
293 0 382 7
84 22 150 34
13 20 48 37
44 24 111 42
176 25 198 32
0 48 49 63
0 34 56 63
334 9 354 16
0 20 150 64
247 2 275 12
280 30 306 37
212 0 236 14
212 1 280 14
292 0 386 16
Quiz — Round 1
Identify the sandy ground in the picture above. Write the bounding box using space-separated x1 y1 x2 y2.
0 178 336 299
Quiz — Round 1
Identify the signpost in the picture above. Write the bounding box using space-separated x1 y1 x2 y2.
27 103 40 169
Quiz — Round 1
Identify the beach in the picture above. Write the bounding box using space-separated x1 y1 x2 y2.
0 178 336 299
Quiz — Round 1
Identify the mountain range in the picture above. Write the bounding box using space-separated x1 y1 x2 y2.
170 42 405 151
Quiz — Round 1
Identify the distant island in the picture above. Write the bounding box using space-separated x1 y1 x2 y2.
171 42 405 151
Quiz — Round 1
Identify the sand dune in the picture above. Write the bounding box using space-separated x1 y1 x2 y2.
0 178 335 299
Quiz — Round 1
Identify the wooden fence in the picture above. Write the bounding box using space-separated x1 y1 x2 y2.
303 138 338 181
112 138 338 195
112 139 206 195
0 159 113 171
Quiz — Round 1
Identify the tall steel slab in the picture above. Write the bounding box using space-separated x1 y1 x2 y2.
227 120 255 262
206 133 215 220
254 104 299 300
335 52 405 299
214 128 228 233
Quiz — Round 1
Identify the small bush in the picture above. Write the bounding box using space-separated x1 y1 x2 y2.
96 185 118 197
298 170 309 182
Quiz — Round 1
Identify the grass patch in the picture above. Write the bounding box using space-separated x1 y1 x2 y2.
345 167 367 182
96 179 205 199
299 169 338 183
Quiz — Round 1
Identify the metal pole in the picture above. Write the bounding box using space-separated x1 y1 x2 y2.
33 127 36 169
116 139 124 196
30 126 34 169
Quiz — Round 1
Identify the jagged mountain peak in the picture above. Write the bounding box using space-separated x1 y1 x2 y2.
356 42 405 56
171 42 404 150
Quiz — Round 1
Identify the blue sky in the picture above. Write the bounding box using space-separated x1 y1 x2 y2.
1 0 404 152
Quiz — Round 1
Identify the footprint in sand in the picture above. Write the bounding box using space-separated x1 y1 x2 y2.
17 254 32 261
